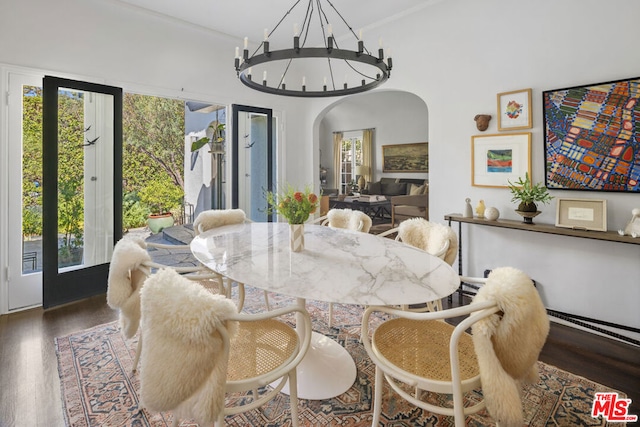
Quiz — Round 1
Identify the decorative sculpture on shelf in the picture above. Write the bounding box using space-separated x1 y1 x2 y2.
485 206 500 221
618 208 640 238
476 199 486 218
463 198 473 218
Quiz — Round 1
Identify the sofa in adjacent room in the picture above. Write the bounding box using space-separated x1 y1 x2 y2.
363 177 428 226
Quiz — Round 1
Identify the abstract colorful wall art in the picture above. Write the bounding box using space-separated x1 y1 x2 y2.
497 88 532 130
543 77 640 193
486 149 513 173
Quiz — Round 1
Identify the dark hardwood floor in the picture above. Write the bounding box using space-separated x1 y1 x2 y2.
0 294 638 426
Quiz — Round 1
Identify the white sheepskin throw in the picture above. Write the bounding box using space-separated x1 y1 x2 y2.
327 208 373 232
139 268 238 425
106 236 151 339
471 267 550 427
193 209 246 235
398 218 458 265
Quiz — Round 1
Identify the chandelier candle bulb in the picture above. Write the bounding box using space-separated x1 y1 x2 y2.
235 47 239 58
244 37 248 49
264 28 268 40
294 23 299 36
328 24 333 35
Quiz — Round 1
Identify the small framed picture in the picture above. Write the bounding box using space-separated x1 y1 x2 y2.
497 88 532 131
555 198 607 232
471 133 531 187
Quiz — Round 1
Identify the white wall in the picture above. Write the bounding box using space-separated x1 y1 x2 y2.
311 0 640 340
318 90 429 189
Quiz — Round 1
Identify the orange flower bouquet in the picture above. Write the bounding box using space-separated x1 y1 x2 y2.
266 185 319 224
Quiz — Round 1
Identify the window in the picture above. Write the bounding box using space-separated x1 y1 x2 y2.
339 131 363 194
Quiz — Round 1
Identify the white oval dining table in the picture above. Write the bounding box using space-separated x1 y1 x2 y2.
190 222 460 400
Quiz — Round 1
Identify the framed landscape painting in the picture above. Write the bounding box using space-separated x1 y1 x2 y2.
543 76 640 193
382 142 428 173
471 133 531 187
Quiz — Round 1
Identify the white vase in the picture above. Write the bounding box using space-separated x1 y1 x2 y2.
485 207 500 221
289 223 305 252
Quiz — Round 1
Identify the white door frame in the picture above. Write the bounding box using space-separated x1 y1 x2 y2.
1 69 44 313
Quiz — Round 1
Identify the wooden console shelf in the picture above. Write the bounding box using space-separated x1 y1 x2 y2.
444 214 640 245
444 213 640 346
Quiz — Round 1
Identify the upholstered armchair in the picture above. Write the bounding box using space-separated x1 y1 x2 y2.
391 194 429 227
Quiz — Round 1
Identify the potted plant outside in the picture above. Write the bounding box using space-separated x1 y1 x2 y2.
507 172 553 224
139 180 183 233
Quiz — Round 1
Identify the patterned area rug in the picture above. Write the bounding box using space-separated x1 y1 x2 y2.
56 288 626 426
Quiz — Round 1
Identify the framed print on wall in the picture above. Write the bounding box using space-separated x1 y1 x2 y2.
556 198 607 232
543 76 640 193
497 88 532 131
472 133 531 187
382 142 429 173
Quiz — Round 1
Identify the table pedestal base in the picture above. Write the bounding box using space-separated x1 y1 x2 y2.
279 331 357 400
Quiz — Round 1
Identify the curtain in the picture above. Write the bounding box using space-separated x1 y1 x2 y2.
333 131 343 192
362 129 373 184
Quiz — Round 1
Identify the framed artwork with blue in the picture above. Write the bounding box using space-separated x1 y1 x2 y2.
471 133 531 187
543 76 640 192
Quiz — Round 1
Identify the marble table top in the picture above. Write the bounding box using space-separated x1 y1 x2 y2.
190 222 459 306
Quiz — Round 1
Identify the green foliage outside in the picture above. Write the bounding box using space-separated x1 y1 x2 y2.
21 88 187 242
138 180 184 215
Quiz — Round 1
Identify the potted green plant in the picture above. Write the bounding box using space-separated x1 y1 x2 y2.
139 180 183 233
191 121 225 153
508 172 553 223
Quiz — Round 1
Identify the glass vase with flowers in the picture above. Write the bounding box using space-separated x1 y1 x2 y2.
266 185 319 251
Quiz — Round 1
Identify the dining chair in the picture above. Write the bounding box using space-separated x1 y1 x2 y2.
107 236 222 372
326 208 373 232
139 267 312 427
396 218 458 311
147 208 271 311
361 267 550 427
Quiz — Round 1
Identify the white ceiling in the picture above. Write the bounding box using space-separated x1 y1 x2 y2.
113 0 442 45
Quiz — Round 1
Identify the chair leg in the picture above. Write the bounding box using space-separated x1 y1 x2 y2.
216 412 225 427
289 369 300 427
371 366 383 426
263 290 271 311
328 303 334 328
132 334 142 373
236 283 245 312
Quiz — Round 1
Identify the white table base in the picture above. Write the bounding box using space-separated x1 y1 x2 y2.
279 331 357 400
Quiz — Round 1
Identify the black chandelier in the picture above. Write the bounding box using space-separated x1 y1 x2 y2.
234 0 393 98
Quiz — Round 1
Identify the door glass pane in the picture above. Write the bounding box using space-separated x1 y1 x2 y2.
57 88 114 272
22 85 43 274
238 111 270 221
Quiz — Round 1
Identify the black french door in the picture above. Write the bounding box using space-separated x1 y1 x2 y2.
42 76 123 308
232 105 275 221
